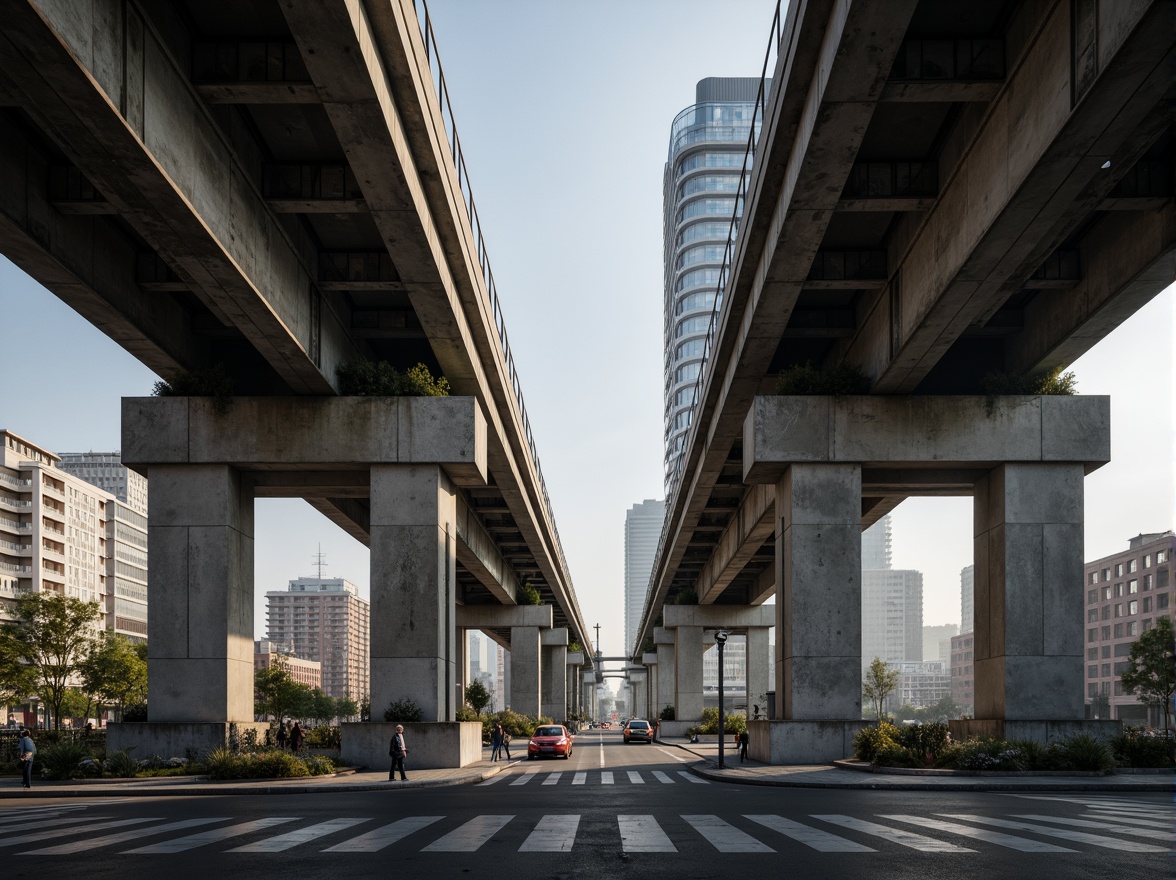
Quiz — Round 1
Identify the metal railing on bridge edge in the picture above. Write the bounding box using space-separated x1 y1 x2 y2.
640 0 786 657
412 1 569 585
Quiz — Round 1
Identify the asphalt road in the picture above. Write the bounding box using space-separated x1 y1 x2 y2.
1 730 1171 879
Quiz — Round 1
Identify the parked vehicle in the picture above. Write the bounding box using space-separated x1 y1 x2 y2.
528 724 574 759
623 719 653 744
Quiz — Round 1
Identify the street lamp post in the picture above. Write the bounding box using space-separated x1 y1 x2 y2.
715 629 728 769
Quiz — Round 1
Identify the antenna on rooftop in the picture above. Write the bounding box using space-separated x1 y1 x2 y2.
312 544 328 579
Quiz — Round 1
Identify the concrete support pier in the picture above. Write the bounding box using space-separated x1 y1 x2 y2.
541 628 568 720
510 626 542 717
655 628 676 720
673 625 704 723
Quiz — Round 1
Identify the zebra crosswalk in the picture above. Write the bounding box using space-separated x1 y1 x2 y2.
477 768 707 786
0 797 1168 857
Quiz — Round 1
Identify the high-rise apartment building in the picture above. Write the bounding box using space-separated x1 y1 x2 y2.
265 577 370 701
950 631 974 715
58 451 148 516
663 77 763 488
1083 531 1174 725
624 498 665 654
960 564 974 634
922 623 958 666
861 515 923 667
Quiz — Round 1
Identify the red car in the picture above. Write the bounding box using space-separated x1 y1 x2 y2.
528 724 574 760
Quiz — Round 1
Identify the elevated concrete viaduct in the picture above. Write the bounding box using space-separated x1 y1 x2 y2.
0 1 591 767
637 0 1173 762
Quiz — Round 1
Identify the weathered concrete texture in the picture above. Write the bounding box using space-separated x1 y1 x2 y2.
369 465 457 723
749 719 869 764
746 628 770 715
581 670 596 718
663 605 774 628
950 719 1122 745
674 625 704 721
147 464 255 722
655 629 676 718
744 396 1111 484
341 722 483 771
541 628 567 720
454 605 552 629
776 464 862 721
973 464 1086 721
510 626 541 717
122 396 488 487
107 722 269 760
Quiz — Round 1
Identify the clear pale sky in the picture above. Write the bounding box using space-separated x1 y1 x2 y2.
0 0 1172 659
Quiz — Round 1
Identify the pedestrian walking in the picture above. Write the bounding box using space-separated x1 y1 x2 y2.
289 721 304 755
388 724 408 780
490 723 502 762
276 720 288 750
500 725 512 760
738 729 750 763
18 728 35 789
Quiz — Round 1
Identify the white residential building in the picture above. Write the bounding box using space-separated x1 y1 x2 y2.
624 498 665 655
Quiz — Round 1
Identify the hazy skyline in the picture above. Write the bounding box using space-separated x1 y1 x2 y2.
1 0 1172 659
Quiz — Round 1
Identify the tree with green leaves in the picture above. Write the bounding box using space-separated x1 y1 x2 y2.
862 657 900 722
1 593 100 729
58 688 92 727
79 632 147 722
465 679 491 715
254 658 314 722
334 695 359 720
1119 616 1175 735
308 688 338 726
0 628 36 708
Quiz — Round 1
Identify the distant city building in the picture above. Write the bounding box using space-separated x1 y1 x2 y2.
861 516 923 667
624 498 665 654
950 631 974 716
254 639 321 691
960 564 974 634
662 77 763 489
922 623 958 666
895 661 951 710
58 451 148 516
703 635 747 706
1083 531 1174 725
265 577 369 701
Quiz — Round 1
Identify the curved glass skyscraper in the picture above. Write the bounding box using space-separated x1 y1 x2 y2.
663 78 762 489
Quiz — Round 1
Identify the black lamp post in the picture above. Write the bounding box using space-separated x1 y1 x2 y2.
715 629 728 769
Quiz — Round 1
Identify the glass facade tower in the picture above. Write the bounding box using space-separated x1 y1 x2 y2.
662 77 762 488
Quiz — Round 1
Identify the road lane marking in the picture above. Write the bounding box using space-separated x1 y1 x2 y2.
881 815 1075 852
938 814 1168 852
1080 813 1173 830
476 775 505 786
656 748 687 763
1009 814 1174 842
125 818 298 853
599 743 605 768
744 815 874 852
0 818 162 848
542 772 563 786
678 771 708 784
24 819 229 855
323 816 443 852
812 815 974 852
572 772 586 785
627 771 644 784
421 815 513 852
618 815 676 853
0 816 109 836
510 770 540 786
652 771 675 784
519 815 579 852
682 815 773 853
601 771 614 784
230 818 372 852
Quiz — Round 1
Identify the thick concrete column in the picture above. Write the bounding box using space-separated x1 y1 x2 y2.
746 627 770 718
654 628 676 719
674 625 704 721
541 628 568 720
456 630 470 710
776 463 862 720
510 626 542 717
566 651 584 722
643 652 658 722
147 464 254 722
370 464 457 723
972 463 1086 728
581 671 596 718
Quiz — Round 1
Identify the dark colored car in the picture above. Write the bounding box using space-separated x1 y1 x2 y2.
623 719 653 744
528 724 573 759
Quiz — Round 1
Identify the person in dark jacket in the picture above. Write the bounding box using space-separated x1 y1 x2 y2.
388 724 408 780
276 720 288 750
18 729 35 789
288 721 304 754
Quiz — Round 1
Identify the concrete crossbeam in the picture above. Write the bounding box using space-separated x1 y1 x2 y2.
455 606 552 630
662 605 775 630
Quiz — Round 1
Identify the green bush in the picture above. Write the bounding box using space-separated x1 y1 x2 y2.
516 583 543 606
1112 727 1175 768
153 364 235 414
951 739 1028 771
489 709 550 740
874 743 918 768
37 740 102 781
853 721 901 763
775 362 871 395
303 726 341 750
336 359 450 396
203 747 323 780
384 698 423 723
659 705 676 721
105 748 139 778
979 365 1077 397
1050 734 1114 773
896 722 951 763
455 706 481 723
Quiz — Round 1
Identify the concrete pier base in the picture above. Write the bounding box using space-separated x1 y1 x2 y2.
106 721 270 759
749 719 870 764
341 721 483 771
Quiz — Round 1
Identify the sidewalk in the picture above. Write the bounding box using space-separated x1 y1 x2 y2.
662 737 1176 792
3 741 1172 798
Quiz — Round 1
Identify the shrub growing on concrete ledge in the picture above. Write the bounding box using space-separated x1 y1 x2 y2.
152 363 235 414
383 698 423 723
774 362 871 395
336 359 450 396
516 582 543 605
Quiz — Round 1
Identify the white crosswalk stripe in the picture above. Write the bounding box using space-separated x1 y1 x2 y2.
0 818 163 848
126 818 298 854
627 771 644 784
1080 812 1173 830
880 815 1075 852
618 815 676 853
744 815 874 852
0 815 109 836
938 814 1169 853
475 775 505 786
421 815 513 852
322 816 443 852
682 815 774 853
542 772 562 786
601 771 614 784
24 819 229 855
518 815 579 852
572 771 586 785
1010 814 1174 842
509 770 539 786
652 771 675 784
678 771 708 784
812 815 975 852
230 818 372 852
